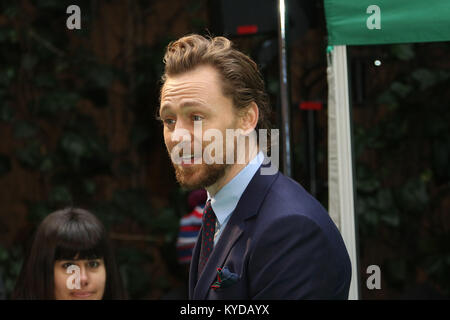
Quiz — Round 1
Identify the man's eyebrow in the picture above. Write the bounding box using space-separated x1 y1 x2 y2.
179 100 208 108
159 100 209 116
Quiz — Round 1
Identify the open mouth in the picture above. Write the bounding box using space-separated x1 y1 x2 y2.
178 153 202 166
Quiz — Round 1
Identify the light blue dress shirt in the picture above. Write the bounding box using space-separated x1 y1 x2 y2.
207 151 265 246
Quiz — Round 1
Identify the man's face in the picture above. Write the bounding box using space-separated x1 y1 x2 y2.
159 65 239 190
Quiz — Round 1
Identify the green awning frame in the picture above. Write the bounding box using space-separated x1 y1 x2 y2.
323 0 450 300
325 0 450 45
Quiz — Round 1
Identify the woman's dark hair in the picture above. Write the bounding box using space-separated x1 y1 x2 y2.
12 207 126 299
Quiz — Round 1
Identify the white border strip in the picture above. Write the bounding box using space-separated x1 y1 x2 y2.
328 45 360 300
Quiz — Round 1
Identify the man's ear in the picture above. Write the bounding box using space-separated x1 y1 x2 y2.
239 102 259 134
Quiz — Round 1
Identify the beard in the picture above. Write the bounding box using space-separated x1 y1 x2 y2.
172 161 229 190
165 122 239 190
167 139 231 190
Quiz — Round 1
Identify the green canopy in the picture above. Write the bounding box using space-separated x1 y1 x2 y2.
324 0 450 45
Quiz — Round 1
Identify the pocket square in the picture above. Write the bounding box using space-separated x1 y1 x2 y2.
211 266 239 290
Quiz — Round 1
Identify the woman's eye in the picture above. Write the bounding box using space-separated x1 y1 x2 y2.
62 262 74 269
88 260 100 268
192 115 203 122
163 118 176 126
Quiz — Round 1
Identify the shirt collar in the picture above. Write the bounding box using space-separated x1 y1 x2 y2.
207 151 264 225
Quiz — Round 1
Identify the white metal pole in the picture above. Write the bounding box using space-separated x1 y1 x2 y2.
327 45 360 300
277 0 292 177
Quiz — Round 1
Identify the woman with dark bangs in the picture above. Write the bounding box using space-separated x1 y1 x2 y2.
13 207 126 300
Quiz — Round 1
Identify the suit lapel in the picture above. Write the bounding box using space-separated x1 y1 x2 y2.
189 228 201 298
192 164 279 299
193 220 245 299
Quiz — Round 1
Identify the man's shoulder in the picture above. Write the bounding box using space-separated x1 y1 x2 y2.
261 172 326 213
249 171 337 233
242 167 331 226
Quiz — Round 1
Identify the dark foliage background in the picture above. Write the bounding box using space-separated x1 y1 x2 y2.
350 43 450 298
0 0 207 299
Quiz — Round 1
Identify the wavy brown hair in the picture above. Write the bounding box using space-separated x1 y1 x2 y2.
161 34 272 138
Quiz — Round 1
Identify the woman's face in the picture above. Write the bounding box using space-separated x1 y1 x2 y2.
54 258 106 300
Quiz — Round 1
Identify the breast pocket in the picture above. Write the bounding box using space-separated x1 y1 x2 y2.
209 278 246 300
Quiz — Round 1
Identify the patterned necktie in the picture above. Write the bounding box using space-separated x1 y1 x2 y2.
198 200 216 277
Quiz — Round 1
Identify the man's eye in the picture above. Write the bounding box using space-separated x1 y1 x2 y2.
192 115 203 122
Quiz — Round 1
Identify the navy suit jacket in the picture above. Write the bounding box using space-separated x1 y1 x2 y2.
189 164 352 299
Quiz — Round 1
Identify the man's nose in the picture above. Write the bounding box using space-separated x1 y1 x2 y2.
173 120 194 141
174 117 191 132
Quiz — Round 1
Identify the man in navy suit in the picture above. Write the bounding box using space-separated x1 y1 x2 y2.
158 34 351 299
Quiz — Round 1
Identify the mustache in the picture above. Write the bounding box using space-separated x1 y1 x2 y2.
167 140 204 164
